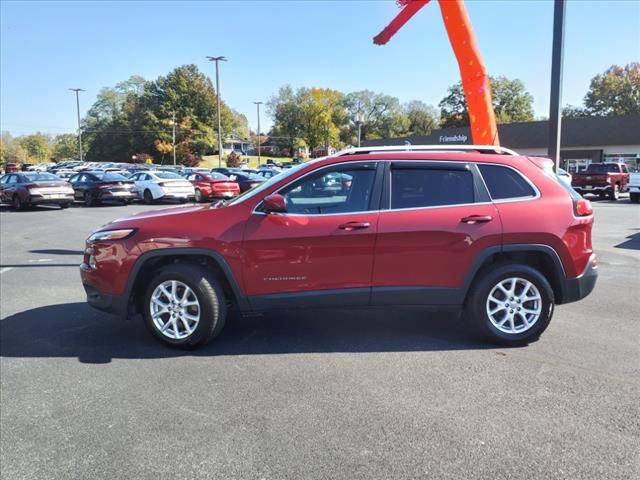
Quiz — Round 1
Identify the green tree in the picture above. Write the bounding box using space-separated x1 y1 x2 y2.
343 90 407 142
268 85 303 156
403 100 439 136
562 105 589 119
583 63 640 116
52 133 79 161
439 76 535 128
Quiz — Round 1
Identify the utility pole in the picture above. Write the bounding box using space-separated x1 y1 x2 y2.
69 88 85 161
206 55 227 168
253 101 263 166
356 112 363 148
172 110 177 166
547 0 566 171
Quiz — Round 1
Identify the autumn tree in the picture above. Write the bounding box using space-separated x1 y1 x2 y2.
52 133 79 161
583 63 640 116
403 100 439 136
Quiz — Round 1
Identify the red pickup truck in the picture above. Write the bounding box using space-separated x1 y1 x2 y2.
571 162 630 200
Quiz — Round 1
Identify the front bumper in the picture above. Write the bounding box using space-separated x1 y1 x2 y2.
559 254 598 304
82 280 129 318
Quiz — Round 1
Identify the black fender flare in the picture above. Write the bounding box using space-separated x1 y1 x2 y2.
124 248 250 312
460 244 567 303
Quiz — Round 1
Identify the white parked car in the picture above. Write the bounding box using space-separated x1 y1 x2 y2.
629 172 640 204
128 170 195 204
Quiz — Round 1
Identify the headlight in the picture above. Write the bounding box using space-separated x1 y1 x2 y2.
87 229 136 242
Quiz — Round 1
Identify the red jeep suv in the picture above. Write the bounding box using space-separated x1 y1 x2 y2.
80 146 597 348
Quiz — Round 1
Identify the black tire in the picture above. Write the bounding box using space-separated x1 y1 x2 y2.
143 189 154 205
194 189 202 203
12 195 22 211
59 202 70 209
465 263 555 346
85 191 97 207
143 264 227 349
630 193 639 204
609 184 620 201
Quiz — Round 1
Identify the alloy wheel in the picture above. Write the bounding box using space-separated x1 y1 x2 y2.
149 280 201 340
486 277 542 334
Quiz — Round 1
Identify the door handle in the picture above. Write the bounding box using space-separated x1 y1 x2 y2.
338 221 371 231
461 215 493 224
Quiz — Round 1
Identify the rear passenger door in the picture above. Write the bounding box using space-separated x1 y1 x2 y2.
371 161 501 305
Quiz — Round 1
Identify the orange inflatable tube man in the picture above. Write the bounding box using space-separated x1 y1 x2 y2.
374 0 500 146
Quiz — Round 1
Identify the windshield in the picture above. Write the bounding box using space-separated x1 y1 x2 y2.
94 172 129 181
226 161 310 206
585 164 618 173
23 172 62 182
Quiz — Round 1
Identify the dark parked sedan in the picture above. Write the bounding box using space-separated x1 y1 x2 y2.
69 171 136 206
225 172 265 192
0 172 75 210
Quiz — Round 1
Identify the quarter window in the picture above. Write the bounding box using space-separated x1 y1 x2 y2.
278 165 376 215
478 164 536 200
390 168 474 209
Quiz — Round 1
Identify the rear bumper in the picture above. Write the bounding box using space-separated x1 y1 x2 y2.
559 254 598 304
29 193 74 204
100 191 136 201
573 185 610 194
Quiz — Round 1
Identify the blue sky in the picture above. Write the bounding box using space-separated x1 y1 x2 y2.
1 0 639 136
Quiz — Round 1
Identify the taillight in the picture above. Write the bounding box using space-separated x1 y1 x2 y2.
574 198 593 216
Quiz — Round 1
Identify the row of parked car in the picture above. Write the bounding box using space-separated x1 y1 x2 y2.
0 162 287 210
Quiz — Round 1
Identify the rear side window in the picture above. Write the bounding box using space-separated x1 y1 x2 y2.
391 168 474 209
478 165 536 200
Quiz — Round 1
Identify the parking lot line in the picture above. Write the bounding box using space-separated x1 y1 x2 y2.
0 267 13 274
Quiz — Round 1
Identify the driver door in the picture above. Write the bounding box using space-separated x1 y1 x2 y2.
242 161 382 309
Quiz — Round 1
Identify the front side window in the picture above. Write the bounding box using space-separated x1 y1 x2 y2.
478 164 536 200
391 167 474 209
278 164 376 215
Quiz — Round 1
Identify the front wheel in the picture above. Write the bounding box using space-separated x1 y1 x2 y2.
465 263 554 346
143 264 227 349
194 189 202 203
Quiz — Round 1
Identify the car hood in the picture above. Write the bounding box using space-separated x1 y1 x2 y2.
109 204 209 226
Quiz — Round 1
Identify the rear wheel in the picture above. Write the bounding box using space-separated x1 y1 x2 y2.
12 195 22 211
143 264 227 349
630 193 640 204
609 184 620 201
465 263 554 346
85 192 97 207
59 202 70 209
143 189 154 205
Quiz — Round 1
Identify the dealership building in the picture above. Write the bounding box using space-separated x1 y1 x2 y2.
363 115 640 172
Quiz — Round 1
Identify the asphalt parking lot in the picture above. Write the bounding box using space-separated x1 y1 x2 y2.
1 198 638 480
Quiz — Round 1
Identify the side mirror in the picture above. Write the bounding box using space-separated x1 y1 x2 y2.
262 193 286 214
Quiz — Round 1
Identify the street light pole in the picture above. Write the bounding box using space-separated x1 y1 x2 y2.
253 101 263 166
172 110 177 166
206 55 227 168
69 88 85 161
547 0 566 172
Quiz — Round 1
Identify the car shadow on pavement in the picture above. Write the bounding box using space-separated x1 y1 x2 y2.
29 249 84 256
0 303 498 363
614 231 640 251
